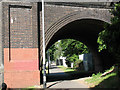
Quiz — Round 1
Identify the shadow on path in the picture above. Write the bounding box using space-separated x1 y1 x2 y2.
47 65 94 82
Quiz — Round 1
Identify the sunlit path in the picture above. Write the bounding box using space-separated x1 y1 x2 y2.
49 63 66 75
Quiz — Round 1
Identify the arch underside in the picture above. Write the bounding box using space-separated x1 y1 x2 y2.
43 10 111 71
45 10 111 49
46 19 108 50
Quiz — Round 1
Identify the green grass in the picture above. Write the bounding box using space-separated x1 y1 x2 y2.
26 86 41 89
58 66 94 77
57 66 75 72
85 66 119 88
86 72 116 84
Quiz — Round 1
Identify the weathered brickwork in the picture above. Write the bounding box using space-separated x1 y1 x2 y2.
2 2 40 88
3 2 38 48
42 3 112 72
10 7 33 48
43 3 111 48
38 3 113 71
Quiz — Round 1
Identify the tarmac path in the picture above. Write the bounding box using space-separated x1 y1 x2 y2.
46 64 89 88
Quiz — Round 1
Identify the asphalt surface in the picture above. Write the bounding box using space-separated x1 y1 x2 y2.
46 64 89 88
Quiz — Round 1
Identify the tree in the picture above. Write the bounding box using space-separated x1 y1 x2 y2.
60 39 89 57
54 41 63 60
60 39 89 65
47 44 57 61
98 3 120 62
47 39 89 67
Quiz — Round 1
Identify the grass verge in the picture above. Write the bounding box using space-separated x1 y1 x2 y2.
57 66 75 72
85 66 120 88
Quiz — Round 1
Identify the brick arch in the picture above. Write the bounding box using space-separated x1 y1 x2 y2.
45 10 111 48
44 10 111 71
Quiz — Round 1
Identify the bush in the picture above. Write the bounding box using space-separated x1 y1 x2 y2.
74 60 84 70
98 3 120 63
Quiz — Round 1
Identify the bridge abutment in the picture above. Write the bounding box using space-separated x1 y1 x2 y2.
2 2 40 88
84 38 103 72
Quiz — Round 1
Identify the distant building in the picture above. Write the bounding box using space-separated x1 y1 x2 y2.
56 54 94 71
79 54 84 60
56 56 68 67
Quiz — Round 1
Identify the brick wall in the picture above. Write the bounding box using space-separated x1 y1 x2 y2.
42 3 112 72
43 3 111 48
1 1 113 88
3 2 40 88
4 3 38 48
10 7 33 48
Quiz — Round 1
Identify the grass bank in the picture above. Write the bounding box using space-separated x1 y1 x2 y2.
85 66 120 88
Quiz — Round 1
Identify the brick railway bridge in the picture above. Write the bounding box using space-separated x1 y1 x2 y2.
0 0 119 88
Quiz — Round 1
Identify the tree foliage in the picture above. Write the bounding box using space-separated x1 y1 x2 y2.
54 41 63 60
60 39 89 62
48 39 89 64
98 3 120 62
47 44 57 61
